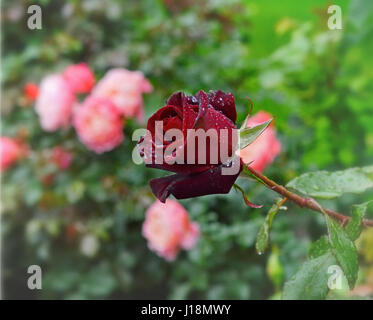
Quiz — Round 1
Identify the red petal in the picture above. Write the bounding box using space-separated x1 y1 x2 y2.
150 158 242 202
193 90 209 128
207 90 237 123
167 91 185 107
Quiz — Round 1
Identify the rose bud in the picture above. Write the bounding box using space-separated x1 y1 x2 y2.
35 74 75 132
51 146 73 170
0 137 27 171
139 90 242 202
239 111 281 172
73 96 124 154
24 82 39 101
142 199 199 261
63 63 95 94
92 68 152 123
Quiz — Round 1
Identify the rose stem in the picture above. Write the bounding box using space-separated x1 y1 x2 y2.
245 165 373 228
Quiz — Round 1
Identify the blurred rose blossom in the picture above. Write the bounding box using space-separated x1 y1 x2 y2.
24 82 39 101
239 111 281 172
92 68 152 123
142 199 199 261
63 63 95 94
51 146 73 170
73 96 124 154
0 137 27 171
35 74 76 132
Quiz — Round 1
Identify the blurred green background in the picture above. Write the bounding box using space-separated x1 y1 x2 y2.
2 0 373 299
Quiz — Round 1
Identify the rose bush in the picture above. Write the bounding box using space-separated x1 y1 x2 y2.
3 0 373 300
32 65 151 156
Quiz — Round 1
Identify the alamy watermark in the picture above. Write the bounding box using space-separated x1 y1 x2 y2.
27 5 42 30
327 265 343 290
133 123 241 176
327 5 342 30
27 265 42 290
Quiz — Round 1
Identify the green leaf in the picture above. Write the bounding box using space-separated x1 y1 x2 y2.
345 201 371 241
286 167 373 199
282 252 337 300
308 236 330 260
325 216 359 289
309 201 371 260
256 198 284 254
239 118 272 150
266 246 284 289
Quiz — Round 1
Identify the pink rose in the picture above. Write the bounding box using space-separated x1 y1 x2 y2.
63 63 95 94
73 96 124 154
239 111 281 172
35 74 75 132
0 137 27 171
142 199 199 261
51 146 73 170
92 68 152 123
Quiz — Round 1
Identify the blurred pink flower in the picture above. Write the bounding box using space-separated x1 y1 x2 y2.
24 82 39 101
51 146 73 170
0 137 27 171
35 74 75 132
142 199 199 261
92 68 152 123
239 111 281 172
63 63 95 94
73 96 124 154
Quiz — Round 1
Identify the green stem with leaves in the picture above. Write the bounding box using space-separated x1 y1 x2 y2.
244 166 373 228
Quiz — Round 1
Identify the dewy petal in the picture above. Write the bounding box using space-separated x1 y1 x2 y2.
147 105 183 137
207 90 237 123
195 106 235 132
167 91 185 107
193 107 237 162
149 158 242 203
182 102 198 136
164 116 183 132
193 90 209 128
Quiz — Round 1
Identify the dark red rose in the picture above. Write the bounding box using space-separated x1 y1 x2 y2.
139 90 242 202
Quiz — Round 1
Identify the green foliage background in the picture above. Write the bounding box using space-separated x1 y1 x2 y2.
2 0 373 299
